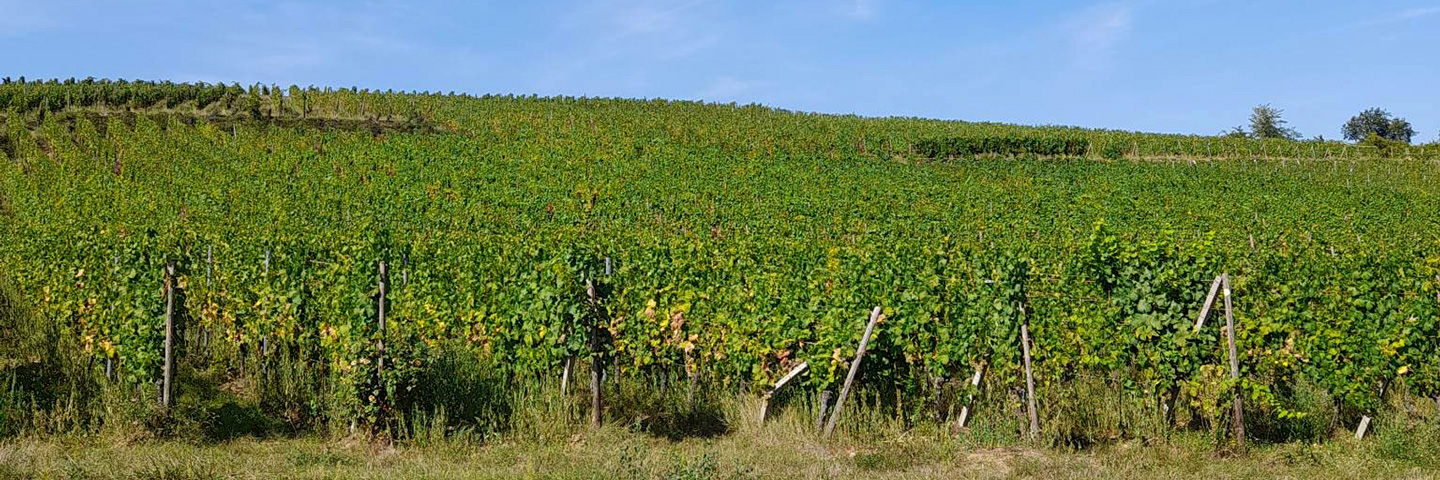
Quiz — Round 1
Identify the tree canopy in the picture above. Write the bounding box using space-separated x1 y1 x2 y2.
1248 104 1300 140
1343 108 1414 144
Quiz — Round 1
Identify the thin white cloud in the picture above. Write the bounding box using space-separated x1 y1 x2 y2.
611 5 676 36
563 0 711 41
842 0 880 20
660 33 722 60
1353 6 1440 28
1399 6 1440 18
539 0 725 92
196 2 420 83
1061 2 1135 70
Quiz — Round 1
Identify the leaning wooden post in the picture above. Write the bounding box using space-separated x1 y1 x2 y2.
560 356 573 393
956 363 985 429
824 306 882 438
162 260 176 409
1020 307 1039 440
1193 275 1224 331
377 261 387 373
589 344 602 428
815 390 833 433
759 362 809 424
1221 273 1245 451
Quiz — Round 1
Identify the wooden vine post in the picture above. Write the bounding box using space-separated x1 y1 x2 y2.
1020 306 1038 439
759 362 809 423
823 306 882 438
814 390 832 433
560 356 573 393
955 364 985 430
1355 415 1371 441
1193 273 1246 450
1192 275 1224 331
1221 273 1245 451
162 260 176 409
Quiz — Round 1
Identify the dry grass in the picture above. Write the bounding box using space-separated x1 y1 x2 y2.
3 398 1438 480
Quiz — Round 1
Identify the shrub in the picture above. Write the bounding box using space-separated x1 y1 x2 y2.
1100 142 1126 160
914 134 1088 159
1360 132 1404 157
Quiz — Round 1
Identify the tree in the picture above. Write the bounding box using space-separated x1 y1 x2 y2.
1343 108 1414 144
1249 104 1300 140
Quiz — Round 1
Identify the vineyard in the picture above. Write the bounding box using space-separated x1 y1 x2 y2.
1 79 1439 448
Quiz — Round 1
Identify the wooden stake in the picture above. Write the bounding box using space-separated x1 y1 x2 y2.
1193 275 1224 331
561 355 573 393
162 260 175 409
815 390 833 433
590 354 602 427
1355 415 1371 441
824 306 882 438
759 362 809 423
1021 311 1039 439
1222 273 1245 451
956 363 985 429
261 335 269 378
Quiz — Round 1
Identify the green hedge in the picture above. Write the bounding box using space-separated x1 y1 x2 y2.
915 135 1088 158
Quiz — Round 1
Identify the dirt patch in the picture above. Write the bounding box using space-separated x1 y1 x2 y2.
961 448 1050 477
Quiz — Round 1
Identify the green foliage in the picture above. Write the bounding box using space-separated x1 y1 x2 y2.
1 80 1438 441
1343 107 1414 144
1099 142 1126 160
1249 104 1300 140
1070 222 1219 397
1220 126 1248 138
914 134 1087 158
1360 132 1407 157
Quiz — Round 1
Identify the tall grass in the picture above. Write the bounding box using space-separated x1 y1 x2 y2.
3 278 1437 452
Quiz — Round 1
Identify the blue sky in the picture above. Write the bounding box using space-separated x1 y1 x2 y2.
4 0 1438 141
